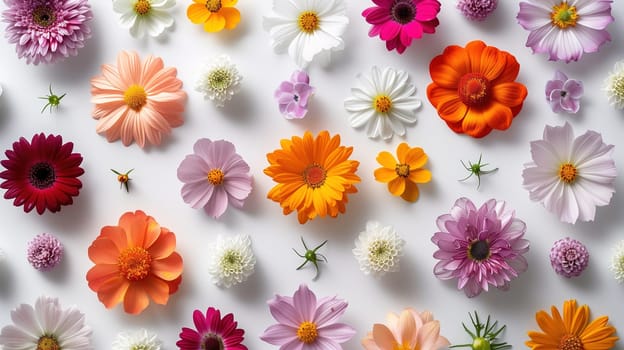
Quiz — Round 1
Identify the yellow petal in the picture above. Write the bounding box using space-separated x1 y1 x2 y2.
377 151 397 169
203 13 226 32
222 0 237 6
219 7 240 30
405 147 427 169
408 169 432 184
388 177 405 196
187 4 210 24
374 167 398 183
401 180 420 202
396 143 410 164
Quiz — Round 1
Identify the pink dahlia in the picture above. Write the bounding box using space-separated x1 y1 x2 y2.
177 307 247 350
2 0 93 65
432 198 530 298
362 0 441 54
261 284 356 349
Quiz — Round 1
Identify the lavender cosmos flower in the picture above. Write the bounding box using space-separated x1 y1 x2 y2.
275 71 315 119
432 198 530 298
550 237 589 278
517 0 613 63
27 233 63 270
457 0 498 21
545 70 583 114
2 0 93 65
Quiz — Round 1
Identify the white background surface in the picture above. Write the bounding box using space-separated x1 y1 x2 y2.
1 0 624 349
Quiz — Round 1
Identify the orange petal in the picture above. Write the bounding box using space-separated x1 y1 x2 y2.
426 85 458 109
465 40 486 73
396 143 410 164
429 48 467 89
491 82 528 107
97 277 129 309
377 151 398 169
526 331 560 347
437 97 468 123
88 238 120 264
408 169 431 184
119 211 149 247
86 264 119 291
147 231 176 259
123 283 150 315
483 102 513 131
137 275 170 305
219 7 240 30
492 53 520 84
151 252 183 281
204 13 226 32
461 108 492 138
99 226 129 252
374 167 398 183
222 0 237 6
372 324 398 349
398 309 417 344
187 4 210 24
479 46 507 81
405 147 427 169
388 177 406 196
401 180 420 202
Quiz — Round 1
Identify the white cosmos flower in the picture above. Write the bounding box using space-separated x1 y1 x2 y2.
113 0 175 38
208 234 256 288
353 221 405 277
0 296 92 350
195 54 242 107
344 66 422 140
263 0 349 68
603 60 624 110
112 329 161 350
522 122 616 224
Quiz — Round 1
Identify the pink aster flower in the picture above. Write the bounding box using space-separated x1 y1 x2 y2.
260 284 356 350
177 138 252 219
2 0 93 65
275 70 315 120
516 0 613 63
362 0 441 54
177 307 247 350
522 122 616 224
545 70 583 114
432 197 530 298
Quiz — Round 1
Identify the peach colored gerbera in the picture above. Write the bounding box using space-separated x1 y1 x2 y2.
90 51 187 148
187 0 240 33
374 143 431 202
86 210 183 315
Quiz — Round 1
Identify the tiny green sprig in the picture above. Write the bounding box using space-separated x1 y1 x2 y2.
39 84 66 114
111 168 134 193
293 237 328 280
450 312 511 350
459 154 498 189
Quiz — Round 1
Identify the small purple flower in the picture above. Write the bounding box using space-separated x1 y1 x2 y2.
27 233 63 270
275 71 315 119
545 71 583 114
550 237 589 278
457 0 498 21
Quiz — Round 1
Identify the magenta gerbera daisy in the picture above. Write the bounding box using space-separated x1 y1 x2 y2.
362 0 441 54
0 133 84 214
432 197 530 298
176 307 247 350
2 0 93 65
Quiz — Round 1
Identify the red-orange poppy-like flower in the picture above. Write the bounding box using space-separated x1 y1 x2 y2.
427 40 528 138
86 210 183 315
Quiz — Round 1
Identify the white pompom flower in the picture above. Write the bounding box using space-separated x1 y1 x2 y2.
208 234 256 288
353 221 405 277
112 329 161 350
610 241 624 283
195 54 242 107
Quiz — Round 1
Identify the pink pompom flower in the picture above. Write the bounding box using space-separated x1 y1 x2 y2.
545 70 583 114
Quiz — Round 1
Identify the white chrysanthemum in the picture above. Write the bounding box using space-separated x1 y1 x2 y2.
195 55 242 107
263 0 348 68
0 296 92 350
112 0 175 38
208 234 256 288
604 60 624 110
344 66 422 140
610 241 624 283
112 329 161 350
353 221 405 277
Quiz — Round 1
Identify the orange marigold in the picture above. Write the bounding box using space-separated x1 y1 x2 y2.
264 130 360 224
374 143 431 202
86 210 183 315
187 0 240 33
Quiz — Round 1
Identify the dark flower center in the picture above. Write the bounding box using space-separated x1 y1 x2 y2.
29 162 56 189
303 164 327 189
560 90 567 97
391 0 416 24
469 240 490 261
293 94 300 102
32 5 56 28
202 334 224 350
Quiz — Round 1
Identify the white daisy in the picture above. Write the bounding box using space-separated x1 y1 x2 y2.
112 0 175 38
0 296 92 350
208 234 256 288
112 329 161 350
195 55 242 107
344 66 422 140
353 221 405 277
263 0 349 68
610 241 624 283
603 60 624 110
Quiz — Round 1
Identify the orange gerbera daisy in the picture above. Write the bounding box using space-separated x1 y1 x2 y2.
427 40 528 138
187 0 240 33
90 51 187 148
526 299 618 350
86 210 183 315
374 143 431 202
264 130 360 224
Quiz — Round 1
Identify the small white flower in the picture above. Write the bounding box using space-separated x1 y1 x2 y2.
208 234 256 288
113 0 175 38
344 66 422 140
112 329 161 350
353 221 405 277
604 60 624 110
195 55 242 107
610 241 624 283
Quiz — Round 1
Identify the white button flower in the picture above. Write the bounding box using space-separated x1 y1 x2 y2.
208 234 256 288
353 221 405 277
195 55 242 107
112 329 161 350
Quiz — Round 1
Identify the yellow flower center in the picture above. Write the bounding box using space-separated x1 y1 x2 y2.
458 73 490 107
559 334 583 350
118 247 152 281
395 163 410 177
134 0 151 15
124 84 148 111
32 5 56 27
298 11 320 33
205 0 222 12
551 2 578 29
393 342 412 350
373 95 393 113
303 164 327 189
297 321 318 344
559 163 577 184
610 74 624 100
37 335 60 350
207 168 225 185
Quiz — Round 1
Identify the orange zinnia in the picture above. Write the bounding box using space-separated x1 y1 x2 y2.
187 0 240 33
264 130 360 224
526 300 618 350
374 143 431 202
86 210 183 315
427 40 528 138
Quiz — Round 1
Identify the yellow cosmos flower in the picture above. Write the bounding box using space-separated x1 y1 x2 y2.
374 143 431 202
187 0 240 33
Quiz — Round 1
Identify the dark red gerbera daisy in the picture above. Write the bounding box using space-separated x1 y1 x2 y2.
0 133 84 214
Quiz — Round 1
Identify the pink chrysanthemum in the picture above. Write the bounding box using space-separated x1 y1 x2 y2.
2 0 93 65
27 233 63 270
432 197 530 298
550 237 589 278
362 0 441 54
177 307 247 350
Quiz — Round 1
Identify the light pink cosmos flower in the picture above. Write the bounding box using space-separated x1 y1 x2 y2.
432 198 529 298
261 284 356 350
177 139 253 219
